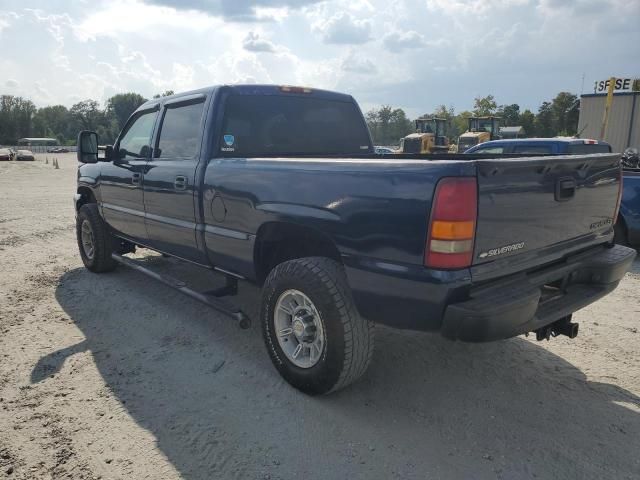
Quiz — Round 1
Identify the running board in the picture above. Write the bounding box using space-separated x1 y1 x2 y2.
111 253 251 329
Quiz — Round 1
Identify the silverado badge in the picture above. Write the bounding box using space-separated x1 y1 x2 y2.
478 242 526 259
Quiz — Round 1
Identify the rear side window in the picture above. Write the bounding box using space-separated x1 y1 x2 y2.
156 100 205 159
512 145 552 154
567 143 611 154
219 94 371 156
474 146 504 154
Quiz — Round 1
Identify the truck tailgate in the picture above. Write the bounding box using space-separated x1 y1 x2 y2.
473 154 621 265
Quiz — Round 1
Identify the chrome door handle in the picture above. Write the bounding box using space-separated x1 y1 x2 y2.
174 176 187 190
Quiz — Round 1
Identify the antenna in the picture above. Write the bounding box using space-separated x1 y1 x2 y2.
580 73 585 95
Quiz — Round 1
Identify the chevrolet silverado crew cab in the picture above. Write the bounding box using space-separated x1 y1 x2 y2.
74 84 636 395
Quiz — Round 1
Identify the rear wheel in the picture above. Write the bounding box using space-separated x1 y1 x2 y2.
76 204 117 273
261 257 374 395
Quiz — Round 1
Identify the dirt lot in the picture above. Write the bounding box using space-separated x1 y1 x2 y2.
1 153 639 480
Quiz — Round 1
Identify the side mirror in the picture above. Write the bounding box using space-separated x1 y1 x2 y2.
77 131 98 163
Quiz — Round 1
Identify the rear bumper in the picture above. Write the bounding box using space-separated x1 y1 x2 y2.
442 244 635 341
344 244 636 341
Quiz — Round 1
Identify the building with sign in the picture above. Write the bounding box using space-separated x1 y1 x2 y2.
577 77 640 153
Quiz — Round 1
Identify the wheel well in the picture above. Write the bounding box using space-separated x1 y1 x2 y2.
76 187 96 211
254 222 342 284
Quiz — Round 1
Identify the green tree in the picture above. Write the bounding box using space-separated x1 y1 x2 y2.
365 105 412 145
453 110 474 142
153 90 175 99
473 95 497 116
499 104 520 126
0 95 37 143
535 101 554 137
32 105 73 143
519 109 535 137
106 93 147 132
551 92 579 136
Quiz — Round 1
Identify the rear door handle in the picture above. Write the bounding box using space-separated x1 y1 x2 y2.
131 172 142 185
174 176 187 190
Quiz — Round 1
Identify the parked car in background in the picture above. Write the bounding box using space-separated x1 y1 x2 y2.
47 147 69 153
0 148 13 161
616 168 640 249
374 146 396 154
16 149 35 161
463 138 612 155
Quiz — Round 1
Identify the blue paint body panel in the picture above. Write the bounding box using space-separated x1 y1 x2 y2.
619 169 640 247
76 85 636 340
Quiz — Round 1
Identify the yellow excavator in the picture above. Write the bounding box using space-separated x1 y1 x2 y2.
457 116 501 152
399 117 450 154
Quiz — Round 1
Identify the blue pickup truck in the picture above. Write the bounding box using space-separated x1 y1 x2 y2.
74 85 636 394
463 137 612 155
616 168 640 248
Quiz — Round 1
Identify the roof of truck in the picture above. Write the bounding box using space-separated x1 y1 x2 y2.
136 84 356 112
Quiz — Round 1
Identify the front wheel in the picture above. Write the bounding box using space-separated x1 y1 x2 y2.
261 257 374 395
76 204 117 273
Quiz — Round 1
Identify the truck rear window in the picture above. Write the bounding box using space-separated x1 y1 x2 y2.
567 143 611 154
219 94 372 156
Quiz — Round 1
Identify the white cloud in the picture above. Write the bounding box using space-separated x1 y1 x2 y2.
382 30 425 51
0 0 637 119
141 0 321 22
5 79 19 88
341 52 377 74
313 11 372 44
242 31 278 53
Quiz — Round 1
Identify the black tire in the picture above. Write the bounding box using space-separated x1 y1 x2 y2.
76 204 117 273
261 257 374 395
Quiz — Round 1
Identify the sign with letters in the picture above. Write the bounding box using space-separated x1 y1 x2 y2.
593 78 639 94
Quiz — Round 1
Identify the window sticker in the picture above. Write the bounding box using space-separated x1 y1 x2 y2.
222 134 235 152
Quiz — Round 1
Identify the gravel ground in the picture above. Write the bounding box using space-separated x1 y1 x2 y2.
1 153 639 480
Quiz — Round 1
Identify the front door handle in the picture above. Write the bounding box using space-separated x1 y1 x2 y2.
131 172 142 185
174 176 187 191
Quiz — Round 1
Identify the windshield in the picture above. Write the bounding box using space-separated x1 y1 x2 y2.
219 94 372 156
458 137 478 152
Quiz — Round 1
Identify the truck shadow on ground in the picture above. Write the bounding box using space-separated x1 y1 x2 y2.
33 258 640 480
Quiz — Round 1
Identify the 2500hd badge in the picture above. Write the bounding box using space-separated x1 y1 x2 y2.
478 242 526 259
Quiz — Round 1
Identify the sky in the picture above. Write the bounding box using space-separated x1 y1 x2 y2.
0 0 638 117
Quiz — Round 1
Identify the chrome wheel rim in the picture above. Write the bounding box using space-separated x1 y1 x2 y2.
274 289 325 368
81 220 95 260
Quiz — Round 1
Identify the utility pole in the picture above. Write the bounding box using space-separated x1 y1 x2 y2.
599 76 615 140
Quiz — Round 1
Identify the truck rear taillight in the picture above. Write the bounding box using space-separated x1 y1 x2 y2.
425 177 478 269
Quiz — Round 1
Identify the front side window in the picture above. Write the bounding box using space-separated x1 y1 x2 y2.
156 101 205 159
118 110 157 160
219 94 371 156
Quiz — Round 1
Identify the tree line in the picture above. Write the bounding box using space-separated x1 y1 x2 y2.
0 89 579 147
0 90 174 145
365 92 580 146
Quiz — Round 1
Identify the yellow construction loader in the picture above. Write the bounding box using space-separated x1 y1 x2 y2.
457 116 501 152
399 117 449 154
